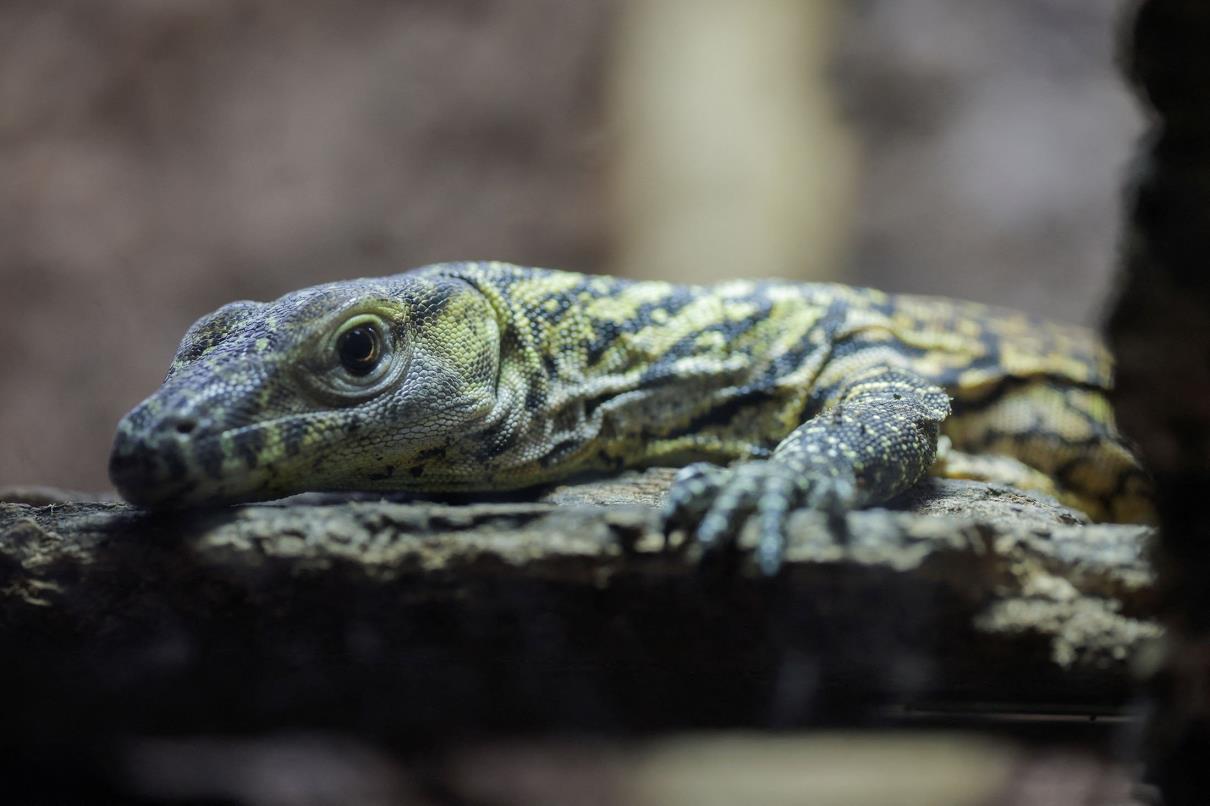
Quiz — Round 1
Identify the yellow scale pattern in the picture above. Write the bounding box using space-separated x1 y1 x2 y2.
109 262 1153 565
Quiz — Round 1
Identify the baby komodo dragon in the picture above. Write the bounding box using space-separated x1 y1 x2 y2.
110 262 1152 571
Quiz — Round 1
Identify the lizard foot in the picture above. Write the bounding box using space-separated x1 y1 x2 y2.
660 460 857 575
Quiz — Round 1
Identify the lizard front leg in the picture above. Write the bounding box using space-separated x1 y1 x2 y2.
661 365 951 574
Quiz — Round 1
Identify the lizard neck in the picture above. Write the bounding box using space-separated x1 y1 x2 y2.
444 263 827 483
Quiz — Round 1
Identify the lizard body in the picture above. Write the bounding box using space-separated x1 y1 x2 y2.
110 263 1152 566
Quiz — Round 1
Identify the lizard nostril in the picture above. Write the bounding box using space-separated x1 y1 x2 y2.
169 416 199 436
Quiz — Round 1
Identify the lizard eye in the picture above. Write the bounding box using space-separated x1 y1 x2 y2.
302 311 405 404
337 323 382 376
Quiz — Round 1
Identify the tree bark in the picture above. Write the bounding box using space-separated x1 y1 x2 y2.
0 471 1156 749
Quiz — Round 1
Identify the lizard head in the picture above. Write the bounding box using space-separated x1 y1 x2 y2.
109 269 502 508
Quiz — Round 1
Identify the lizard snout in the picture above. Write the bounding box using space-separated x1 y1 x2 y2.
108 404 215 507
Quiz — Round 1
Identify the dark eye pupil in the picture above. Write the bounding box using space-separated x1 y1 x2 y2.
338 326 380 376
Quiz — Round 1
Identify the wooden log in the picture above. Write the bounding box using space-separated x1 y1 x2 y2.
0 471 1157 748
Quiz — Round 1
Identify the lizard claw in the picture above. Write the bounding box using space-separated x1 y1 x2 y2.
660 462 727 538
661 460 857 575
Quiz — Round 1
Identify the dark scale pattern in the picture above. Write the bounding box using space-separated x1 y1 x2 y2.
661 366 949 573
109 262 1153 565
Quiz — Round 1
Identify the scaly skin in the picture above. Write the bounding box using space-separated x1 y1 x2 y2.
110 262 1153 569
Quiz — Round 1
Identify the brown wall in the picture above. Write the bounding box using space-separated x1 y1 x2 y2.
0 0 611 491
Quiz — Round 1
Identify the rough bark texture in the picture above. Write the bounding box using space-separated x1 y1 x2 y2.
1111 1 1210 802
0 473 1156 738
0 475 1158 803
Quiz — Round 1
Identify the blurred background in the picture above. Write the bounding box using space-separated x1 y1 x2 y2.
0 0 1140 492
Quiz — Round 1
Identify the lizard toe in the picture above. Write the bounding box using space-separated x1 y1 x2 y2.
803 473 857 515
660 462 726 538
693 461 798 564
754 470 796 575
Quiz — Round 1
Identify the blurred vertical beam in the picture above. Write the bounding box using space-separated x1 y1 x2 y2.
608 0 857 283
1112 1 1210 803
